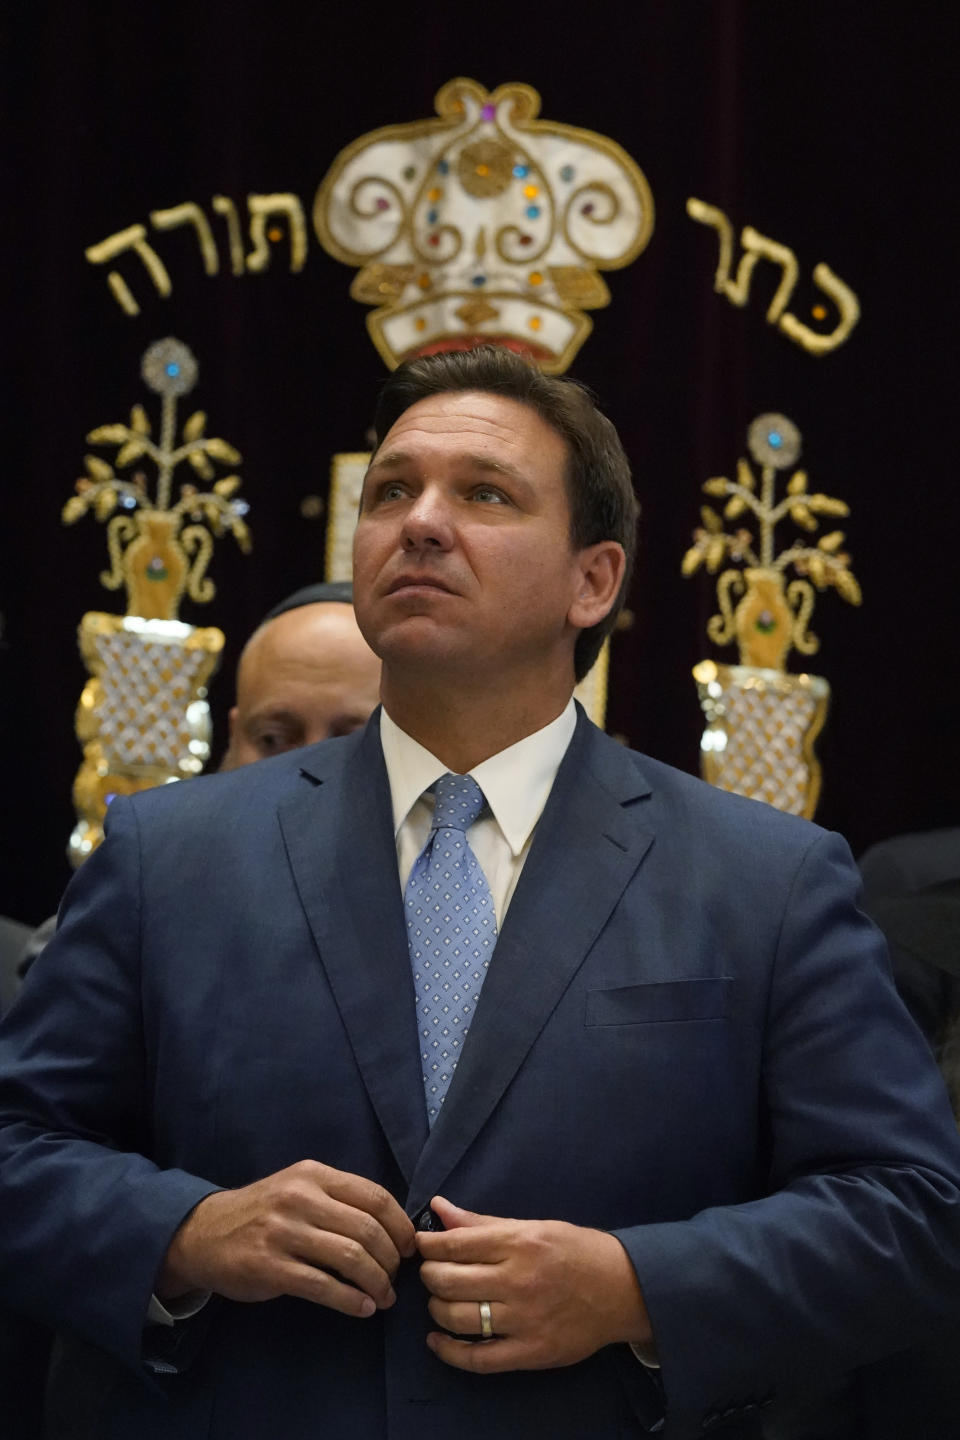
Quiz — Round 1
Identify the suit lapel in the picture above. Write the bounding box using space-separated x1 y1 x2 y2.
278 718 428 1186
407 714 654 1212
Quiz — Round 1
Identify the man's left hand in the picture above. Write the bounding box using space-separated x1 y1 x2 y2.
417 1195 654 1372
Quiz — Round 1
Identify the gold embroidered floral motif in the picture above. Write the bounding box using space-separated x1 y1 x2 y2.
457 139 514 198
548 266 610 308
454 299 501 327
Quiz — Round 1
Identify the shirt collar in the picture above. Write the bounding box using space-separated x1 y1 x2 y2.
379 699 577 858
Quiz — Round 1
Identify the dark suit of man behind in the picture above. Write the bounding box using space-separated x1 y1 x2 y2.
1 348 959 1440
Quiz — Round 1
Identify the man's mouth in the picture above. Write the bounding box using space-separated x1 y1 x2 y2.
387 575 454 595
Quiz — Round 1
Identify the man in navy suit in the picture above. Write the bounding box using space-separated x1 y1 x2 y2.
1 347 959 1439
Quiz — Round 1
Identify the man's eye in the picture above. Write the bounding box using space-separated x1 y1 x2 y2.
471 486 507 504
255 731 297 756
379 482 407 502
361 480 407 511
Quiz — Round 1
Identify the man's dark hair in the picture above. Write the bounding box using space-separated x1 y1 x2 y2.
371 346 639 682
263 581 353 623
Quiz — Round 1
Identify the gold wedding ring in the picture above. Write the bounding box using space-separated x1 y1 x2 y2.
478 1299 494 1340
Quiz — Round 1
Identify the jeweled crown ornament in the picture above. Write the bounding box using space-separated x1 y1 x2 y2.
63 337 251 618
63 338 250 864
314 77 654 373
683 415 862 819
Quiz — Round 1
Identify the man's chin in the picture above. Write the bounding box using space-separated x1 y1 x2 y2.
374 619 476 672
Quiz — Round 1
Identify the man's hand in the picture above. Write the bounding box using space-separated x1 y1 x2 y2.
417 1195 654 1372
158 1160 416 1318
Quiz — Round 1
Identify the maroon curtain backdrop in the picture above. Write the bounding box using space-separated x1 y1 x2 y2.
2 2 957 922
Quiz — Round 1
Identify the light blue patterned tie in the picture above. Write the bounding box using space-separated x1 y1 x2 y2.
405 773 498 1125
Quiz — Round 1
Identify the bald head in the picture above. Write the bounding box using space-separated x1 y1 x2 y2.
221 602 381 770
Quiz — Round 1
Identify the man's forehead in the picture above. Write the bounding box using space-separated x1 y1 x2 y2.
263 602 361 643
242 604 372 674
376 390 560 455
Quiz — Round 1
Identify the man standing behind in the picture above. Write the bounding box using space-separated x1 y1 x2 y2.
1 347 959 1439
221 580 381 769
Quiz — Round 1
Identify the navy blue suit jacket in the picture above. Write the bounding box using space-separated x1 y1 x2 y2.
2 711 959 1439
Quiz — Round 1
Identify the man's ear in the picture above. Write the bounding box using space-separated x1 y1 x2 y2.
568 542 626 630
218 706 241 773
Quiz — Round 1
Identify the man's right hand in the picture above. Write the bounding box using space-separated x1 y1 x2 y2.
157 1160 416 1318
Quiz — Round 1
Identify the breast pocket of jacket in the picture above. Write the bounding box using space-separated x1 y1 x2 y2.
584 977 732 1026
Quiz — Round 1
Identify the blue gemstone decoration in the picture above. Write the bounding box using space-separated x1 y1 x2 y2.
513 164 528 178
428 209 438 223
437 159 449 174
768 431 782 447
526 205 540 220
166 363 180 377
231 499 250 516
471 275 486 287
120 495 137 510
560 165 575 182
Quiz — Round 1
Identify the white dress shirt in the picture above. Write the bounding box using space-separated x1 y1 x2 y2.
380 698 577 924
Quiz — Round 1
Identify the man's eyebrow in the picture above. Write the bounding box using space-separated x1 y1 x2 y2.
366 450 533 487
245 707 303 728
365 449 413 472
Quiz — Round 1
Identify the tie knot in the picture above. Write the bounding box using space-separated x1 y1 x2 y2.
432 773 486 833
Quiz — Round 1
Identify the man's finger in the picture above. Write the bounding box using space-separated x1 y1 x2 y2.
276 1257 381 1318
427 1331 548 1373
419 1259 499 1300
278 1213 403 1307
300 1192 405 1282
300 1163 416 1258
416 1202 512 1261
428 1297 507 1337
429 1194 493 1230
417 1224 508 1262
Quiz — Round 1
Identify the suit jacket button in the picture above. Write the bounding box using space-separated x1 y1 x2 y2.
414 1206 443 1231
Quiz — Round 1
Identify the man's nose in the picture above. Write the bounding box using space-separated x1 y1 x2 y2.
400 487 454 550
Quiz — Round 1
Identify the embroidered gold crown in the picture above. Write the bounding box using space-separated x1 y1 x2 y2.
314 78 654 373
